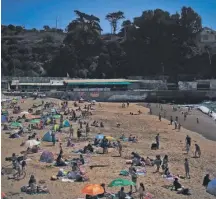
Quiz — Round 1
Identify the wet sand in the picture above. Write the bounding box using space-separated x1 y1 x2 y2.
146 103 216 141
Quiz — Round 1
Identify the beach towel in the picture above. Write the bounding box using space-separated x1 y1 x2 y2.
136 168 147 176
61 178 75 183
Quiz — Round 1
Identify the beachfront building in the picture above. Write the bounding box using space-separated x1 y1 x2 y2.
196 27 216 54
64 79 139 91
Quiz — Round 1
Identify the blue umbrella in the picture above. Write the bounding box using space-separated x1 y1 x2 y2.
96 134 104 140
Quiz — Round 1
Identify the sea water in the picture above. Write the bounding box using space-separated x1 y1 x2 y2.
199 101 216 120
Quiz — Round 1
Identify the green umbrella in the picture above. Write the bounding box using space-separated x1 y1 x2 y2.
52 115 61 119
108 178 135 187
30 119 41 124
11 122 23 128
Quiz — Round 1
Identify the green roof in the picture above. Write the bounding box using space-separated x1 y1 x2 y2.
67 82 131 86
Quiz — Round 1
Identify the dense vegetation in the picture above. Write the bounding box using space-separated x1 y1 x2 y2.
1 7 216 80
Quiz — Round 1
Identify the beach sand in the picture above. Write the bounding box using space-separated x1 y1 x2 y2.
1 99 216 199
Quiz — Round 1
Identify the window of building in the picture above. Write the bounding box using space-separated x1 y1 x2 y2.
202 35 208 40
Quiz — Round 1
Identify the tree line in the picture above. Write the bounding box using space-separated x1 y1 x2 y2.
2 7 216 80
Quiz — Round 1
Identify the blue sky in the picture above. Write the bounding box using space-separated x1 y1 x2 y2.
1 0 216 33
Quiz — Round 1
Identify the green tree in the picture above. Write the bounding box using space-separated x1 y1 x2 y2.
43 25 50 31
105 11 125 35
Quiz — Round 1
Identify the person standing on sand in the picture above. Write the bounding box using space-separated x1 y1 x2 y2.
170 116 173 125
69 125 74 138
196 118 199 124
130 168 138 192
159 113 161 121
155 133 160 149
117 140 122 157
51 131 56 146
178 123 181 131
186 135 191 147
184 158 190 179
195 144 201 158
138 183 145 199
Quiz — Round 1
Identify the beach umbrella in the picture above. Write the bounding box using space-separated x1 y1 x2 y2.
96 134 104 140
20 111 30 115
81 184 104 196
52 114 61 119
108 178 135 187
10 122 22 128
24 140 40 148
106 136 116 141
30 119 41 124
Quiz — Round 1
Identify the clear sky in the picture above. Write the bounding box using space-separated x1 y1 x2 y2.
1 0 216 33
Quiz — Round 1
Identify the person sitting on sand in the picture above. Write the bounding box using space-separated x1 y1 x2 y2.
118 187 127 199
56 153 67 166
145 157 154 166
98 183 106 198
100 122 104 128
203 174 211 188
83 143 94 153
131 152 141 159
128 135 133 141
28 175 37 193
78 154 84 165
173 178 182 191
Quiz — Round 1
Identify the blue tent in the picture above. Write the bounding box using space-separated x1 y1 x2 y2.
42 131 53 142
1 115 7 123
63 120 70 127
96 134 104 140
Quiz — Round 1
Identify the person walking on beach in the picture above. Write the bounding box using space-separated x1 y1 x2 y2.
196 118 199 124
184 158 190 179
195 144 201 158
178 123 181 131
174 120 177 129
155 133 160 149
138 183 145 199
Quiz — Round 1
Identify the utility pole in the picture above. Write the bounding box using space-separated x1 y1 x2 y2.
56 16 59 31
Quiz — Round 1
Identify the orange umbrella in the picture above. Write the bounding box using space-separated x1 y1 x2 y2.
81 184 104 196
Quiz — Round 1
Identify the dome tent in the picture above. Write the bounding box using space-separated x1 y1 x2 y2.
40 151 54 163
206 178 216 196
63 120 70 127
42 131 53 142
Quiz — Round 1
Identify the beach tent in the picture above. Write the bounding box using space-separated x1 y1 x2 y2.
2 110 8 116
207 178 216 196
10 122 23 128
63 120 70 127
24 140 40 148
30 119 41 124
40 151 54 163
96 134 104 140
42 131 53 142
52 114 61 119
1 115 7 123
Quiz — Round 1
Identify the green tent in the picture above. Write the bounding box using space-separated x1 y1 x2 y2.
108 178 135 187
11 122 23 128
52 115 61 119
30 119 41 124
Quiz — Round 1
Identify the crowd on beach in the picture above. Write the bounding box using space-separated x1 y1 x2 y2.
1 97 216 199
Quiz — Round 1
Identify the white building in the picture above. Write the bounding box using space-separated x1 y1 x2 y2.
196 27 216 54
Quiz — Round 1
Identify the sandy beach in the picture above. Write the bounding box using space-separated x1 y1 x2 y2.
1 98 216 199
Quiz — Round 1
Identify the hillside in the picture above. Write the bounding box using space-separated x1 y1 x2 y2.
1 7 216 80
